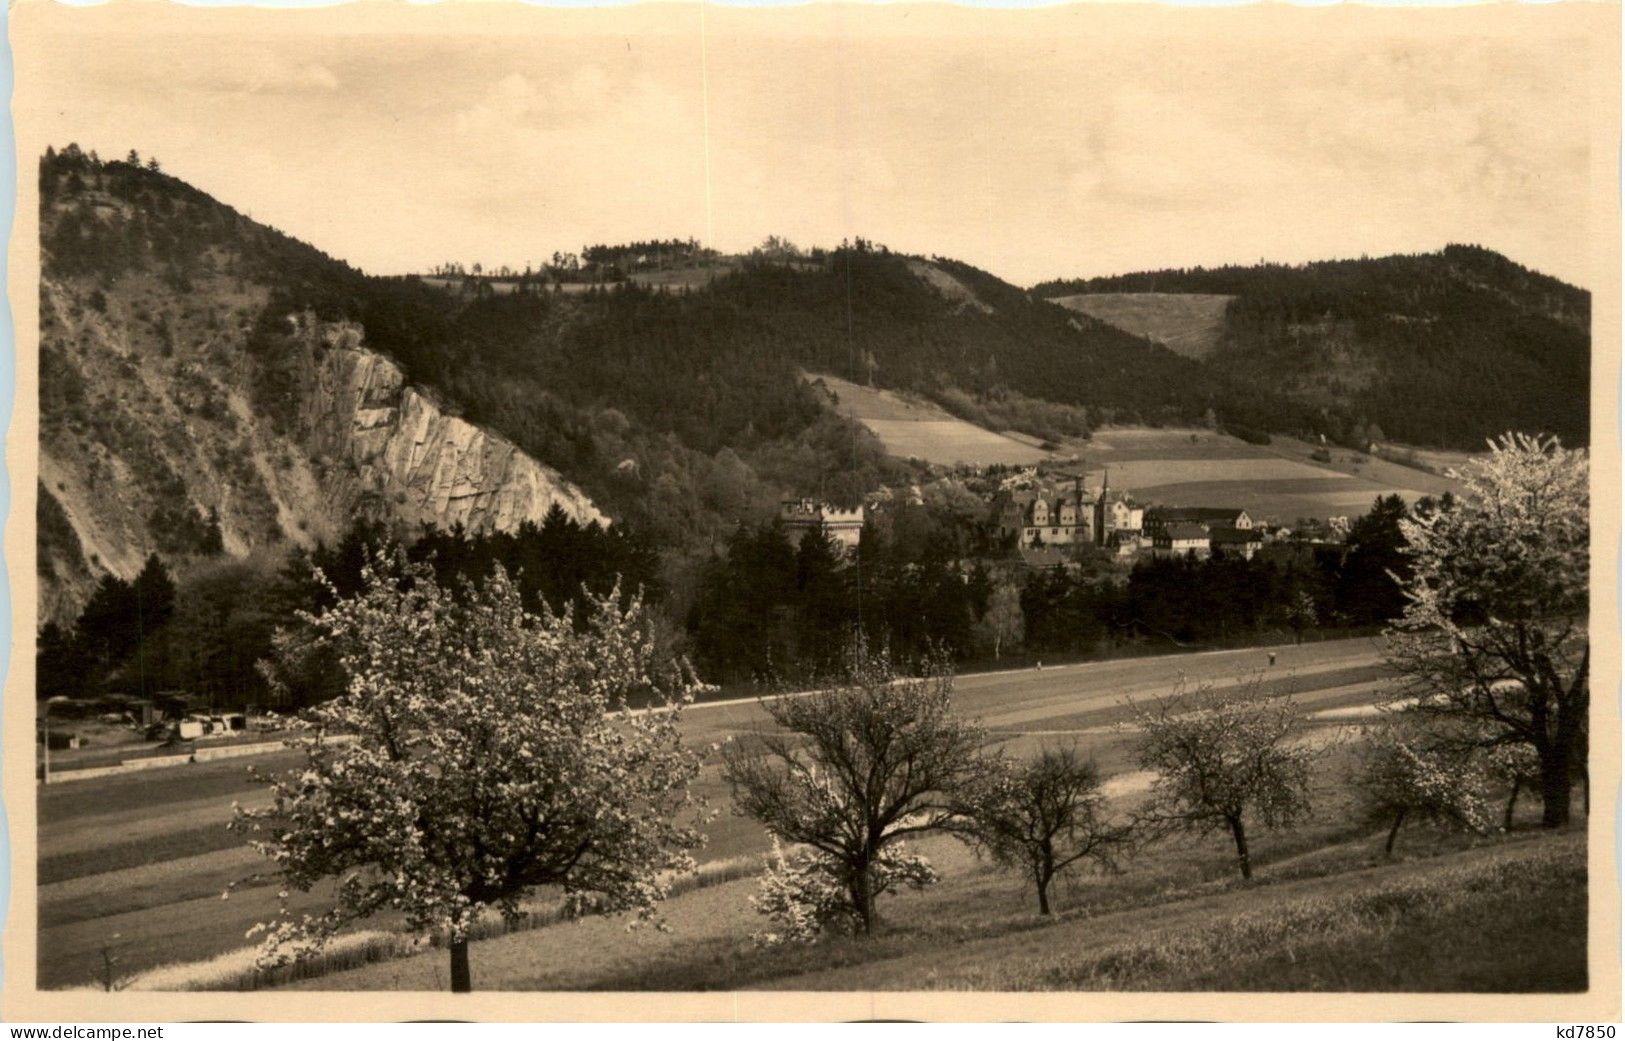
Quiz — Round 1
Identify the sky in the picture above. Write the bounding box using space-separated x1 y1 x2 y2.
13 2 1613 288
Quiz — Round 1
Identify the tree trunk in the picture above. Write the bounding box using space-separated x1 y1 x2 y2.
1539 748 1573 829
1503 780 1521 831
851 864 877 935
449 938 471 993
1227 816 1252 880
1035 865 1052 916
1385 807 1408 857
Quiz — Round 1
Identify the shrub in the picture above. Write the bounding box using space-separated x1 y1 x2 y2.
750 840 937 946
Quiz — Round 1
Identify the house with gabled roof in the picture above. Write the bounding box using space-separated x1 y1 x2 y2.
1143 506 1253 539
1152 522 1212 559
1210 525 1265 560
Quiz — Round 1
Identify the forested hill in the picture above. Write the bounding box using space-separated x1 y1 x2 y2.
315 249 1324 546
1033 246 1590 449
40 145 1327 565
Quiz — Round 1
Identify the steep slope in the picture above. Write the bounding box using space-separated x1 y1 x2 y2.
1034 246 1591 449
38 147 602 620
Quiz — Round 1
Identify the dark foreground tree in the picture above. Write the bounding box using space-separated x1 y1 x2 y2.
1131 678 1318 880
957 746 1131 914
1385 433 1589 828
723 639 986 935
234 552 704 992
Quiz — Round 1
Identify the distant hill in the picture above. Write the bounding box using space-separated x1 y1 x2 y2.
1034 246 1591 449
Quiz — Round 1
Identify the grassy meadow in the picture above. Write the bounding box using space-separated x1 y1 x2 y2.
40 639 1583 994
275 744 1585 993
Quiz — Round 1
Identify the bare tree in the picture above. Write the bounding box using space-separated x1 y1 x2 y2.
723 640 987 934
1130 677 1317 880
956 746 1131 914
1385 433 1588 827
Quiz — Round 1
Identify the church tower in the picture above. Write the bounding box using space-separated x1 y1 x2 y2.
1094 466 1111 546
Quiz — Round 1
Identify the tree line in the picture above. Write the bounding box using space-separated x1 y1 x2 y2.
687 494 1423 684
37 507 660 711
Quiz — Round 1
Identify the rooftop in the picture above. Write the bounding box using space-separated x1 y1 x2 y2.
1211 526 1265 544
1147 506 1246 521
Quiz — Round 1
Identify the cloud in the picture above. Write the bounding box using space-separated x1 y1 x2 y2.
439 65 708 243
452 72 541 137
183 53 341 95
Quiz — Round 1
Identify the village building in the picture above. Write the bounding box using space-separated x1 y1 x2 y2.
1142 506 1253 539
779 499 865 551
1096 482 1145 545
1152 523 1212 559
1105 531 1146 558
992 477 1095 547
1210 526 1266 560
992 470 1142 549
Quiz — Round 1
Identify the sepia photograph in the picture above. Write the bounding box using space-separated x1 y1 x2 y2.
3 0 1618 1022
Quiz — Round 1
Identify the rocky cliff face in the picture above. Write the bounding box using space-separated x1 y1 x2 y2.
297 317 603 533
37 276 603 623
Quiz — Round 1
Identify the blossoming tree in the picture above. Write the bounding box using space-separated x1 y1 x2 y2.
1131 677 1318 880
749 839 938 945
1354 718 1491 856
1385 433 1589 828
235 551 705 991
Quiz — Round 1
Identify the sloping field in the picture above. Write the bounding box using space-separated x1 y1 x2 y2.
1084 427 1272 460
1130 479 1420 524
863 420 1051 466
807 373 1052 466
1049 293 1234 359
627 263 741 291
906 259 993 314
805 369 1453 520
282 748 1583 993
1080 428 1458 522
1089 456 1345 488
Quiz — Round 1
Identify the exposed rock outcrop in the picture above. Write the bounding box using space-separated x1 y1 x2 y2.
299 319 603 533
37 284 604 623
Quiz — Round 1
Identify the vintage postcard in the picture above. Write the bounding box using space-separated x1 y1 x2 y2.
4 0 1619 1022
